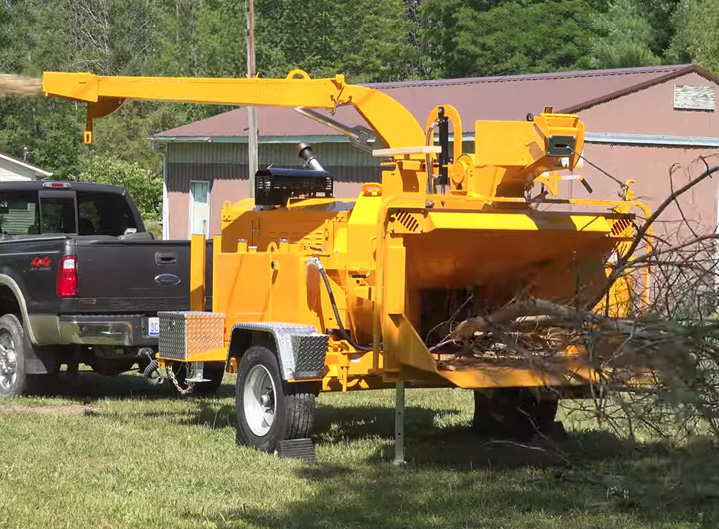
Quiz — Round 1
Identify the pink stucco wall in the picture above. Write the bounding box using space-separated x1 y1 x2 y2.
564 144 719 237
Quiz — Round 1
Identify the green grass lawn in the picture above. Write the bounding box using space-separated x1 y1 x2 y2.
0 373 717 529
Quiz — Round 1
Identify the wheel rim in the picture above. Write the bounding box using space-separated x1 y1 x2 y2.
243 364 276 437
0 331 18 392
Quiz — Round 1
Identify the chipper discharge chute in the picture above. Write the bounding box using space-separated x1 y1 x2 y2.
42 70 650 455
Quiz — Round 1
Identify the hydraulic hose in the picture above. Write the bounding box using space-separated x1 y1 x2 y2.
306 257 374 352
425 119 439 194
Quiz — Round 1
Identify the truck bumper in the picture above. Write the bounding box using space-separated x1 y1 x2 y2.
27 314 158 347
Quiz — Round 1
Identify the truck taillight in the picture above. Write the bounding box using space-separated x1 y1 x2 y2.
57 256 78 298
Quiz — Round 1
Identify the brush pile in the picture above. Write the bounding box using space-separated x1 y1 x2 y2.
432 297 709 387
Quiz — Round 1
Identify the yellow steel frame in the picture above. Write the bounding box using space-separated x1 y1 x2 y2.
42 69 653 395
42 69 425 151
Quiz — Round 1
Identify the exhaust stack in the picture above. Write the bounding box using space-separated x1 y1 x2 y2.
297 143 325 171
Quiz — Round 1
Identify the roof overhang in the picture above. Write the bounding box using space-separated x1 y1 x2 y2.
0 152 53 178
151 135 377 145
559 64 719 114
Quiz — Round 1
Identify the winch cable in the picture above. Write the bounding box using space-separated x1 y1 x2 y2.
565 146 627 195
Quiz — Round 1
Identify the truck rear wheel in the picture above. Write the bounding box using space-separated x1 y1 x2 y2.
473 389 558 440
235 345 315 452
0 314 28 397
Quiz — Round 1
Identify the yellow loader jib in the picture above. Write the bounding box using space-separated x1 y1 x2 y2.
43 70 652 458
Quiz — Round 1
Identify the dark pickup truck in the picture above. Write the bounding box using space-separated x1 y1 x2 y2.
0 180 210 396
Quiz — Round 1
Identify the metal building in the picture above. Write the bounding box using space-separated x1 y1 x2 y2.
0 151 52 181
153 64 719 240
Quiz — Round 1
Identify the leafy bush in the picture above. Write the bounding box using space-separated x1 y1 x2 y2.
72 152 162 222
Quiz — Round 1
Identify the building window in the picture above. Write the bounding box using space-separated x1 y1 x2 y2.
674 85 715 111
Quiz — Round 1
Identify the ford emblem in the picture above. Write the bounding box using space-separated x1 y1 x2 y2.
155 273 181 286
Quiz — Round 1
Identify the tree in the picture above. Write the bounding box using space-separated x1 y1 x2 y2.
420 0 606 78
678 0 719 73
256 0 424 82
591 0 662 68
74 152 162 221
636 0 682 59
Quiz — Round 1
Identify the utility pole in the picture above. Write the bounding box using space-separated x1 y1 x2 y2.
246 0 258 198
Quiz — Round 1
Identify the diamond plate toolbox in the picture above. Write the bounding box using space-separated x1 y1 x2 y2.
158 311 225 360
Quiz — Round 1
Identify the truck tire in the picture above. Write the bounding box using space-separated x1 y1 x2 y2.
235 345 315 452
472 389 558 440
0 314 29 397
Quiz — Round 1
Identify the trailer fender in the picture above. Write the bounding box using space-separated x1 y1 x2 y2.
228 322 328 381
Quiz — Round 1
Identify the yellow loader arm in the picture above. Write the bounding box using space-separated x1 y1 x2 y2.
42 69 425 149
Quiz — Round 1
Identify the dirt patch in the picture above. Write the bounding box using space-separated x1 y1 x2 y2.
0 405 98 416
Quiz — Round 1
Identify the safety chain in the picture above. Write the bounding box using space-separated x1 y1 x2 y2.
165 362 194 396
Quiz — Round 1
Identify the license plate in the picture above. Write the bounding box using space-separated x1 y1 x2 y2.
148 317 160 337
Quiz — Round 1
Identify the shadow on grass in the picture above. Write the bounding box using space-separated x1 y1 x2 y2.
188 401 719 529
312 402 667 469
21 374 719 527
25 371 235 402
179 403 236 429
199 431 719 529
252 442 716 529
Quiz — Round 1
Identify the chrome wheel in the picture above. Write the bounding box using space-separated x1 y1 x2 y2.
0 331 18 392
243 364 276 436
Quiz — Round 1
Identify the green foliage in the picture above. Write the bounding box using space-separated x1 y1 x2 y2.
681 0 719 73
257 0 424 82
0 97 84 179
74 152 162 221
635 0 682 58
2 0 719 195
420 0 604 77
591 0 662 68
0 0 426 185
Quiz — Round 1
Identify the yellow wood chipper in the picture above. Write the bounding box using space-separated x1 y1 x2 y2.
42 70 651 458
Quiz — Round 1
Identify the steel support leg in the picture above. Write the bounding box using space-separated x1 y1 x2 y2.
394 381 406 465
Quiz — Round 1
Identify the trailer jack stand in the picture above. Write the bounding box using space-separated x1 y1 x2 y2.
393 381 406 465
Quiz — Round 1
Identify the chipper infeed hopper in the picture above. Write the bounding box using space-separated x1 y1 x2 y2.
42 70 650 456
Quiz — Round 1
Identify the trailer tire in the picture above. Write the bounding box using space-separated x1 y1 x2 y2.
0 314 28 397
235 345 315 453
472 389 558 440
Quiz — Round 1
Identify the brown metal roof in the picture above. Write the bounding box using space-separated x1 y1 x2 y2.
155 64 709 139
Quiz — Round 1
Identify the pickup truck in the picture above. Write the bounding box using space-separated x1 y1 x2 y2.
0 180 213 397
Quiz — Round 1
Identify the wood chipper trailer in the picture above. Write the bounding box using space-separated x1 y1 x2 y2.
42 70 651 459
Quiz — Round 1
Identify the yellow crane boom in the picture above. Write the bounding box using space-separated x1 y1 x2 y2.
42 69 425 149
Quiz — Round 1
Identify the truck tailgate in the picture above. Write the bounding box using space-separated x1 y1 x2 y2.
74 239 192 314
